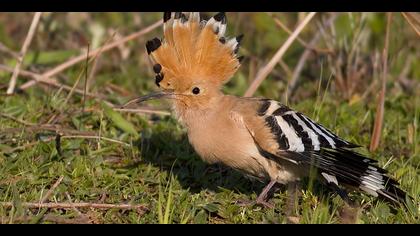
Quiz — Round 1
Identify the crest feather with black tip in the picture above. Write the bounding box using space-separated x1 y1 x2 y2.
146 12 244 90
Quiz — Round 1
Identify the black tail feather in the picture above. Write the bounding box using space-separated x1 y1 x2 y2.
286 148 409 205
377 183 408 204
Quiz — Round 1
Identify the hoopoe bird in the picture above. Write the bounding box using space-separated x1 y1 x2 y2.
135 12 408 207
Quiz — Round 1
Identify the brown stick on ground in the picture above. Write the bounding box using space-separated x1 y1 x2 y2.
0 202 148 211
61 135 130 146
1 214 91 224
0 64 104 100
370 13 392 152
6 12 42 94
244 12 317 97
65 192 88 219
1 64 170 116
40 176 65 203
0 112 37 126
19 19 162 90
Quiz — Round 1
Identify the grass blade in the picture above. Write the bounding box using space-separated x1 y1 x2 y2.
101 102 139 138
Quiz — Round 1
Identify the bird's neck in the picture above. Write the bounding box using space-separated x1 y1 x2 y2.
173 93 228 128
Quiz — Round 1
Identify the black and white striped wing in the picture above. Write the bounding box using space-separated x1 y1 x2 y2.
257 99 359 153
255 99 407 204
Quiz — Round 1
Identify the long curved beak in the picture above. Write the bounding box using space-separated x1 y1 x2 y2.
121 91 174 108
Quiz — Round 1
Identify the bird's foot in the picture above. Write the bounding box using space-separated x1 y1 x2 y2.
235 198 274 208
256 197 275 208
235 180 278 208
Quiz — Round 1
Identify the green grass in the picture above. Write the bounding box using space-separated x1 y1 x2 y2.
0 86 418 223
0 12 419 224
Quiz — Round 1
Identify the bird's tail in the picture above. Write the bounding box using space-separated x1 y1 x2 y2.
291 148 408 205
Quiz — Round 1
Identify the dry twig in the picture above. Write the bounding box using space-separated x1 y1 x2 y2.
285 13 338 102
401 12 420 37
61 135 130 146
245 12 317 97
268 13 332 54
19 19 162 90
0 201 148 211
65 192 86 218
370 13 392 152
6 12 42 94
0 112 37 126
1 214 91 224
40 176 64 203
0 64 104 100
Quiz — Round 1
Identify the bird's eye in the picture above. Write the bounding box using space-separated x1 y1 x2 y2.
192 87 200 95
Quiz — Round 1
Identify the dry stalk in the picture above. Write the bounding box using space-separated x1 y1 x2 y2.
6 12 42 94
245 12 317 97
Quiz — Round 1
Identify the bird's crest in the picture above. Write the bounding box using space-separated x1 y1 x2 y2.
146 12 243 90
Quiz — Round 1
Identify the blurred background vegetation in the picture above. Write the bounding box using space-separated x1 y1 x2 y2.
0 13 419 224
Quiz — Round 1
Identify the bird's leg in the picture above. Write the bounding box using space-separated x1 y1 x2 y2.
255 179 277 208
285 181 301 223
236 180 277 208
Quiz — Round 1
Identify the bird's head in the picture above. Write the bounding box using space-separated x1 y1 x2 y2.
135 12 244 114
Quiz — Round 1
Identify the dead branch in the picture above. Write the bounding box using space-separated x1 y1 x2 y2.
61 135 130 146
0 64 105 100
40 176 65 203
245 12 317 97
19 19 162 90
268 13 333 54
0 201 148 211
6 12 42 94
0 112 37 126
1 214 91 224
401 12 420 37
285 13 338 102
370 13 392 152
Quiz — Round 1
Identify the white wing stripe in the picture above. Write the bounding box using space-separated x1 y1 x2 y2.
274 115 304 152
266 101 280 116
292 113 321 150
322 172 338 185
300 115 336 148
